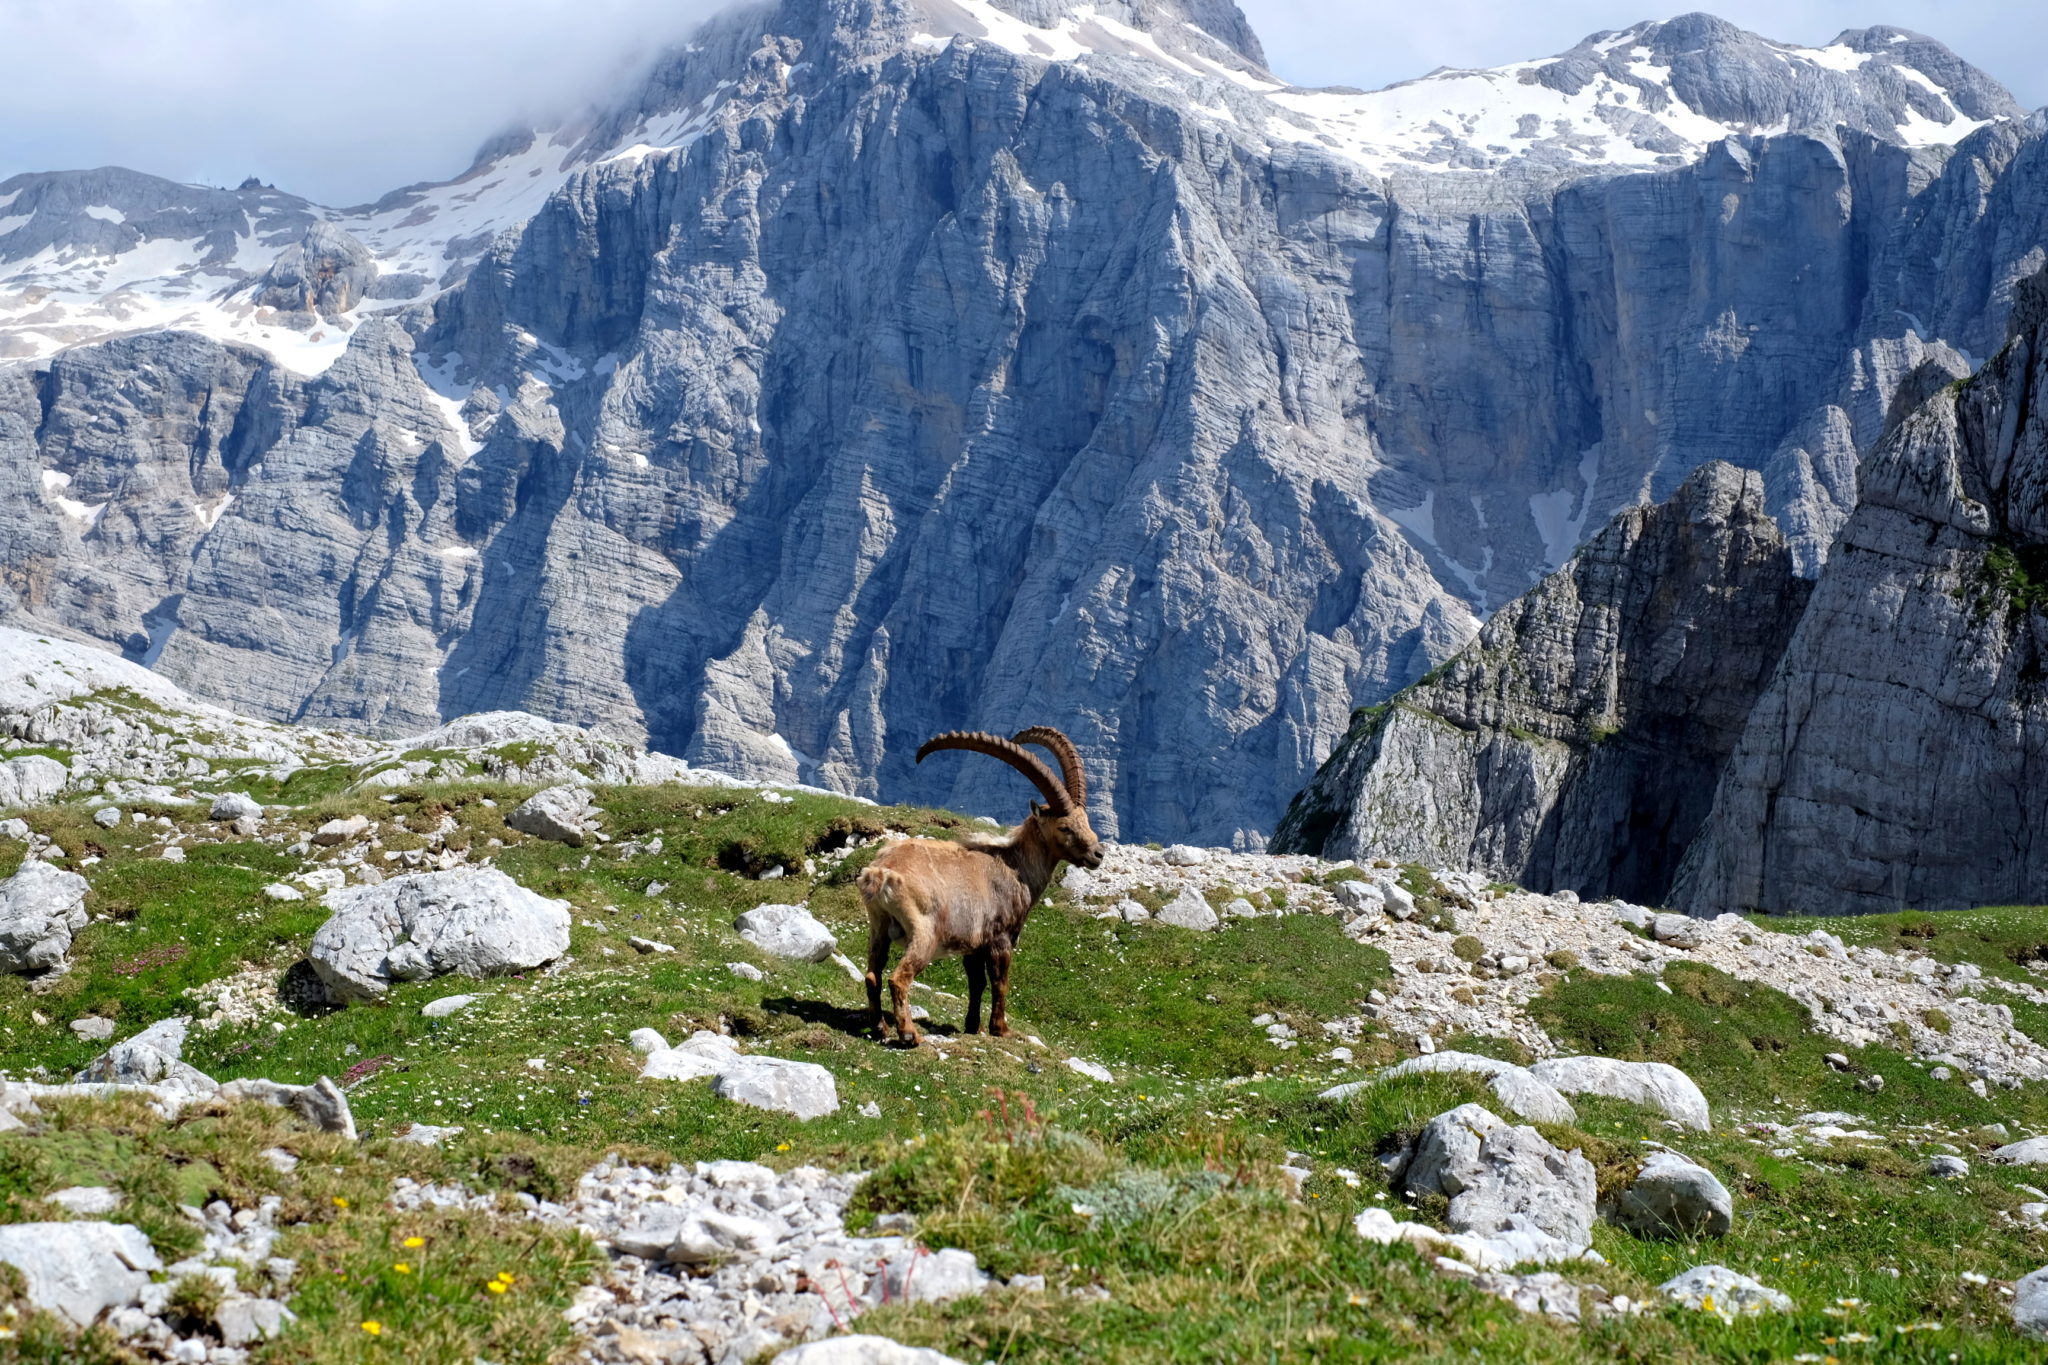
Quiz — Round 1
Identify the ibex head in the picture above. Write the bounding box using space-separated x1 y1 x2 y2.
915 726 1103 869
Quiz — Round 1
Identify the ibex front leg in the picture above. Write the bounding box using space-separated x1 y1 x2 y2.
987 942 1014 1038
964 948 989 1035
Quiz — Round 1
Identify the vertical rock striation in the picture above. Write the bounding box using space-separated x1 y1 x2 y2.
1673 272 2048 915
1271 462 1809 903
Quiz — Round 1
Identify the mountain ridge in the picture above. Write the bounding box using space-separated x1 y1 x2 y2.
4 5 2048 847
1 7 2021 371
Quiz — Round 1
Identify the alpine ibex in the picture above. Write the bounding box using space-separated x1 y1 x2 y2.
856 727 1101 1045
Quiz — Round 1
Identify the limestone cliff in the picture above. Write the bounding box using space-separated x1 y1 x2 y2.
1271 462 1810 903
1673 274 2048 915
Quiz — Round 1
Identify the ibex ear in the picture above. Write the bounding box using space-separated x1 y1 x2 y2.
1028 800 1043 816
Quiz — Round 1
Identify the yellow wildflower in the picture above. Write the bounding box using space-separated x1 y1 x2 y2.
402 1236 425 1249
333 1196 350 1209
394 1263 412 1274
361 1320 382 1335
487 1281 508 1295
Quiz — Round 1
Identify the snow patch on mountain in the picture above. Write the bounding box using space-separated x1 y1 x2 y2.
0 85 734 375
0 9 2022 377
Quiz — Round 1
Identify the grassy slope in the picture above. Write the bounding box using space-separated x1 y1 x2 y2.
0 782 2044 1361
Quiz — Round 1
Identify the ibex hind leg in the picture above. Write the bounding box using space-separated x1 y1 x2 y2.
887 933 937 1046
862 905 894 1035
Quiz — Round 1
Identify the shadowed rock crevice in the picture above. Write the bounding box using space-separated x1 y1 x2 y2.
1272 461 1812 905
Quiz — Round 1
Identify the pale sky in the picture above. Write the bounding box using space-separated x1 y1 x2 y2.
0 1 2039 207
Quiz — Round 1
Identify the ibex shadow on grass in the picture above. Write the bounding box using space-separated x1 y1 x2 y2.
856 727 1102 1045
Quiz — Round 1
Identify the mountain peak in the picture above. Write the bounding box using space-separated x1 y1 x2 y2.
1528 13 2023 144
0 6 2026 373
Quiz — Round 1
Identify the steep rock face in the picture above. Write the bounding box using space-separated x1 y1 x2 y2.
1271 462 1810 903
1674 275 2048 916
3 3 2047 845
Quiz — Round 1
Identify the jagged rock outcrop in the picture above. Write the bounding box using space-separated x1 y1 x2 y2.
249 223 376 321
1272 463 1810 903
1673 272 2048 916
5 3 2048 846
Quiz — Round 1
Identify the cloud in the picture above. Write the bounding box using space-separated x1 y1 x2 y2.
0 0 731 205
1235 1 2044 109
0 1 2038 207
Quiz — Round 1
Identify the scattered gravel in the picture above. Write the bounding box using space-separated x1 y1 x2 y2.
1063 845 2048 1087
530 1158 996 1365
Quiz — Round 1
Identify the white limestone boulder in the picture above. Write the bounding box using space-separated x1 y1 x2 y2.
1336 1051 1577 1126
506 784 596 846
2014 1265 2048 1340
1607 1151 1733 1238
308 867 571 1001
0 1222 161 1327
636 1030 838 1119
1330 879 1386 917
1992 1137 2048 1166
0 857 89 974
614 1207 781 1263
1527 1056 1711 1130
734 904 837 962
868 1247 990 1304
1651 913 1704 948
209 791 262 822
641 1031 742 1081
713 1057 840 1121
1154 886 1220 931
0 755 66 810
312 814 369 846
1401 1104 1596 1266
74 1017 217 1099
216 1075 357 1139
45 1186 121 1215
